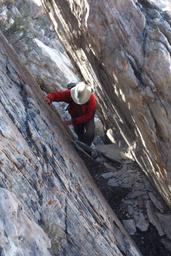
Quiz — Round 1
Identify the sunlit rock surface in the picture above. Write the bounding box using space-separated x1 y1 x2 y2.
0 0 79 90
149 0 171 14
0 32 142 255
42 0 171 207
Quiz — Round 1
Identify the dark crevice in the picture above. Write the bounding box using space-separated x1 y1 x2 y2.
5 58 41 153
133 225 171 256
4 59 52 216
64 197 69 239
138 0 162 13
126 53 145 88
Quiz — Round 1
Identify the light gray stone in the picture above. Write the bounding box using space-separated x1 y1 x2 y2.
108 178 120 187
122 219 136 235
101 172 114 179
157 213 171 240
146 201 164 236
133 212 149 232
149 192 164 213
96 144 123 163
127 205 134 216
127 191 146 199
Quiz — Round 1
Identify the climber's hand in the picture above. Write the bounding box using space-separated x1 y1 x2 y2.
44 97 51 105
63 120 72 126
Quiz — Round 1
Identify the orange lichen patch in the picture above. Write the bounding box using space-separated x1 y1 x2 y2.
48 199 58 206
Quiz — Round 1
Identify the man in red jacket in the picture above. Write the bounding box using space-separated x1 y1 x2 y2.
44 81 96 146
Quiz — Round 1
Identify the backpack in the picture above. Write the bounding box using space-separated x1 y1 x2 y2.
66 83 77 89
64 83 76 111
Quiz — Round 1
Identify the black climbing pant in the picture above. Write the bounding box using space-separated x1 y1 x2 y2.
73 118 95 146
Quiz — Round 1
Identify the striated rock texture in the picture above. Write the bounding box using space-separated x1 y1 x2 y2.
0 188 51 255
0 31 141 255
42 0 171 206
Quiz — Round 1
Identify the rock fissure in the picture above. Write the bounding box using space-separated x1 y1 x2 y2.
45 0 171 205
126 54 145 88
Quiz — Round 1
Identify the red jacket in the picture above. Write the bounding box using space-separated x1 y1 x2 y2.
47 89 96 125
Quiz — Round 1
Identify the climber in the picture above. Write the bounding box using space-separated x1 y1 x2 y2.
44 81 96 146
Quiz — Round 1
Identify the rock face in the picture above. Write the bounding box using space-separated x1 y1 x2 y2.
0 0 79 90
42 0 171 206
0 31 142 255
0 189 51 255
